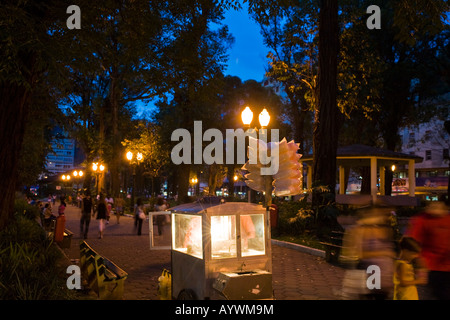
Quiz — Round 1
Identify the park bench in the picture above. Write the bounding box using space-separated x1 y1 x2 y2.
320 230 345 264
80 241 128 300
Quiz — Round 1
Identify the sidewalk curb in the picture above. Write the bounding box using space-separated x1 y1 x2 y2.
271 239 325 258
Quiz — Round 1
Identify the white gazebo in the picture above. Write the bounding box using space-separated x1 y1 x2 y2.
301 145 423 206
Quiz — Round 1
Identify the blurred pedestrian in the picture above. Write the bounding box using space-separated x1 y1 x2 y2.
341 206 396 300
155 197 168 236
134 198 145 236
393 237 428 300
96 194 108 239
407 195 450 300
80 194 93 239
58 197 66 216
114 195 124 224
106 201 112 225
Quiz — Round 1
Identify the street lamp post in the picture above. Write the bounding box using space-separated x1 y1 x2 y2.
126 151 144 211
72 170 84 192
190 177 198 196
92 162 105 197
61 174 71 195
240 106 272 208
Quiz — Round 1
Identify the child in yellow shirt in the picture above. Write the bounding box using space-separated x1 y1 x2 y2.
393 237 428 300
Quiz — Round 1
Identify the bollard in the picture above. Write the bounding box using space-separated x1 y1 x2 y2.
157 269 172 300
54 214 66 243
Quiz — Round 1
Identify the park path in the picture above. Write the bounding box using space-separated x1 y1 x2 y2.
60 204 345 300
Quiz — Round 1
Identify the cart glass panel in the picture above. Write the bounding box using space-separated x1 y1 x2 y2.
172 213 203 259
240 214 265 257
211 215 237 259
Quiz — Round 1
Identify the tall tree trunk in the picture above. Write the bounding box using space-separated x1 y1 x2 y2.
0 52 36 230
109 66 121 198
313 0 340 201
178 164 191 203
0 88 31 229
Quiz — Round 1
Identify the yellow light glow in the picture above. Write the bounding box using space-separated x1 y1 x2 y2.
391 165 396 172
79 171 84 177
137 152 143 161
259 108 270 128
234 175 238 181
62 175 66 180
241 106 253 126
99 164 105 172
126 151 133 161
92 163 98 171
73 170 78 177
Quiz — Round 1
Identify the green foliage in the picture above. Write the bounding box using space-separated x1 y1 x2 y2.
276 199 314 235
13 198 40 222
0 202 74 299
275 185 343 241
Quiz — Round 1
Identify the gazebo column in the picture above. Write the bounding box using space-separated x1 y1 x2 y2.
370 157 377 203
339 166 346 195
408 159 416 197
379 166 386 196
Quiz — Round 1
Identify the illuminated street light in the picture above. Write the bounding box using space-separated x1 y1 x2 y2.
241 106 272 206
126 151 133 161
241 106 253 127
259 108 270 128
126 150 144 209
92 162 105 196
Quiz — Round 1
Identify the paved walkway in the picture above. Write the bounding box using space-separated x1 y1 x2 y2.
60 204 345 300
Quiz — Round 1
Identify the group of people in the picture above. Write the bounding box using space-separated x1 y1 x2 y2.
133 196 169 236
341 194 450 300
78 193 169 239
41 195 67 230
79 193 124 239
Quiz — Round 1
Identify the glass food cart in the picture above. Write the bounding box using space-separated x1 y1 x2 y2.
169 200 273 300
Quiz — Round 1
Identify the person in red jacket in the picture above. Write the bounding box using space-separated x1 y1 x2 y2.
407 195 450 300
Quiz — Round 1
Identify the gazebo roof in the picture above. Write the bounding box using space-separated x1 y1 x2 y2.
301 144 423 163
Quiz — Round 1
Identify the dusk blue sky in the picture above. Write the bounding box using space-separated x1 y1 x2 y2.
223 5 269 82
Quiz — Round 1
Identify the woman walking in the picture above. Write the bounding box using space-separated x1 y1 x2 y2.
134 198 145 236
96 194 108 239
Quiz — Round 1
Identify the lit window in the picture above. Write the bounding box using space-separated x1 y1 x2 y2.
240 214 265 257
211 215 236 259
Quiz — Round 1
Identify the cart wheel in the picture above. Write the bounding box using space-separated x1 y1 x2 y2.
177 289 198 300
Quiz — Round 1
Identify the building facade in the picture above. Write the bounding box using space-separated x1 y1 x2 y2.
399 116 449 196
45 128 78 175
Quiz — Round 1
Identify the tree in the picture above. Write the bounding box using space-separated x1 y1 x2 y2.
339 0 450 195
60 1 169 197
155 0 233 201
0 1 74 229
122 121 169 196
312 0 340 200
